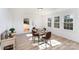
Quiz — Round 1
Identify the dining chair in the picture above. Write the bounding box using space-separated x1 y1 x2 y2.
32 29 39 43
41 32 51 49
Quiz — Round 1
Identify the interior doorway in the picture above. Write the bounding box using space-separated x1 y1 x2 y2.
23 18 30 33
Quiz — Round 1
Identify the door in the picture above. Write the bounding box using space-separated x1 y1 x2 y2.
23 18 30 33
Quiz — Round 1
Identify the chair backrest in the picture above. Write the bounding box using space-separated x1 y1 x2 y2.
45 32 51 39
43 28 46 31
32 29 39 36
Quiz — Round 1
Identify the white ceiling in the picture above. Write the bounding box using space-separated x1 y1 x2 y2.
8 8 67 16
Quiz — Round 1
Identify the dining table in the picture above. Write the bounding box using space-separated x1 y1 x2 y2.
36 29 46 43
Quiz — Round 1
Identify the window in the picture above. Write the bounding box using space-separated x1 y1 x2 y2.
48 18 52 27
64 15 73 30
54 16 60 28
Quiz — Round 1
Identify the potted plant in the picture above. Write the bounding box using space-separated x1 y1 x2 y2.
9 28 15 33
9 28 15 38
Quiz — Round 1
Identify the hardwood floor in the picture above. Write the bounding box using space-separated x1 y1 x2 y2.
15 33 79 50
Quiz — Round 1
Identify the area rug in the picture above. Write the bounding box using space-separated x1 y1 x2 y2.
38 39 62 50
26 34 32 37
39 43 50 50
48 39 61 46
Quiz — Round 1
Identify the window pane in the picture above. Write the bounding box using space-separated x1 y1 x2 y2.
64 15 73 30
54 16 60 28
48 18 51 27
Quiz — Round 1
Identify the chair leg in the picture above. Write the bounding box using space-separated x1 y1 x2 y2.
45 43 47 49
45 40 52 49
46 40 52 46
45 40 48 49
50 40 52 46
32 36 35 43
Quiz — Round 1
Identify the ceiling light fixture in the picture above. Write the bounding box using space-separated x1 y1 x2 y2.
37 8 43 11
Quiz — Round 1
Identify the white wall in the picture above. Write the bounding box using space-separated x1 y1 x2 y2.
44 9 79 42
0 8 13 34
11 13 43 34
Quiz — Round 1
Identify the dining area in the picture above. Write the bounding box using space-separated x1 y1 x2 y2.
32 27 54 49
